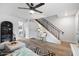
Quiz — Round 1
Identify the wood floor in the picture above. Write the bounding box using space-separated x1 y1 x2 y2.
19 38 73 56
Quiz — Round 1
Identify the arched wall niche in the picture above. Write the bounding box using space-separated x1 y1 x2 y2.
1 21 13 42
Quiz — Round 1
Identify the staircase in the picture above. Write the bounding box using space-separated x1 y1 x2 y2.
35 18 64 40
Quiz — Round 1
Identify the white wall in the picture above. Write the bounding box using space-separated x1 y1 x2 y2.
0 15 39 40
45 15 76 43
24 20 29 39
29 19 39 38
75 11 79 44
0 15 26 40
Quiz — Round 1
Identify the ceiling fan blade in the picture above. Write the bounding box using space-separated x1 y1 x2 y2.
31 3 34 6
34 3 45 8
26 3 31 7
33 9 43 13
18 7 30 9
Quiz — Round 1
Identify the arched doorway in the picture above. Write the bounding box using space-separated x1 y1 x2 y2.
1 21 13 42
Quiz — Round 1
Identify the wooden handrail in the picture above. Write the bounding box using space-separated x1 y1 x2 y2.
35 18 64 40
40 18 64 34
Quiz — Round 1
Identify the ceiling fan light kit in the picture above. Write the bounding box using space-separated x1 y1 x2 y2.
30 10 35 14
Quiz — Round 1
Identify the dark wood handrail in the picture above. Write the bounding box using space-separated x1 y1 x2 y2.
35 18 64 40
42 18 64 33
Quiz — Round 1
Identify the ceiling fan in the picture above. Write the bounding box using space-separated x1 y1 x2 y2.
18 3 45 13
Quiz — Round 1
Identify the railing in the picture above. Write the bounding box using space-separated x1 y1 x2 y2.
35 18 64 40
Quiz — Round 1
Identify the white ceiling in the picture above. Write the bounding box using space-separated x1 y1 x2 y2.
0 3 79 19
